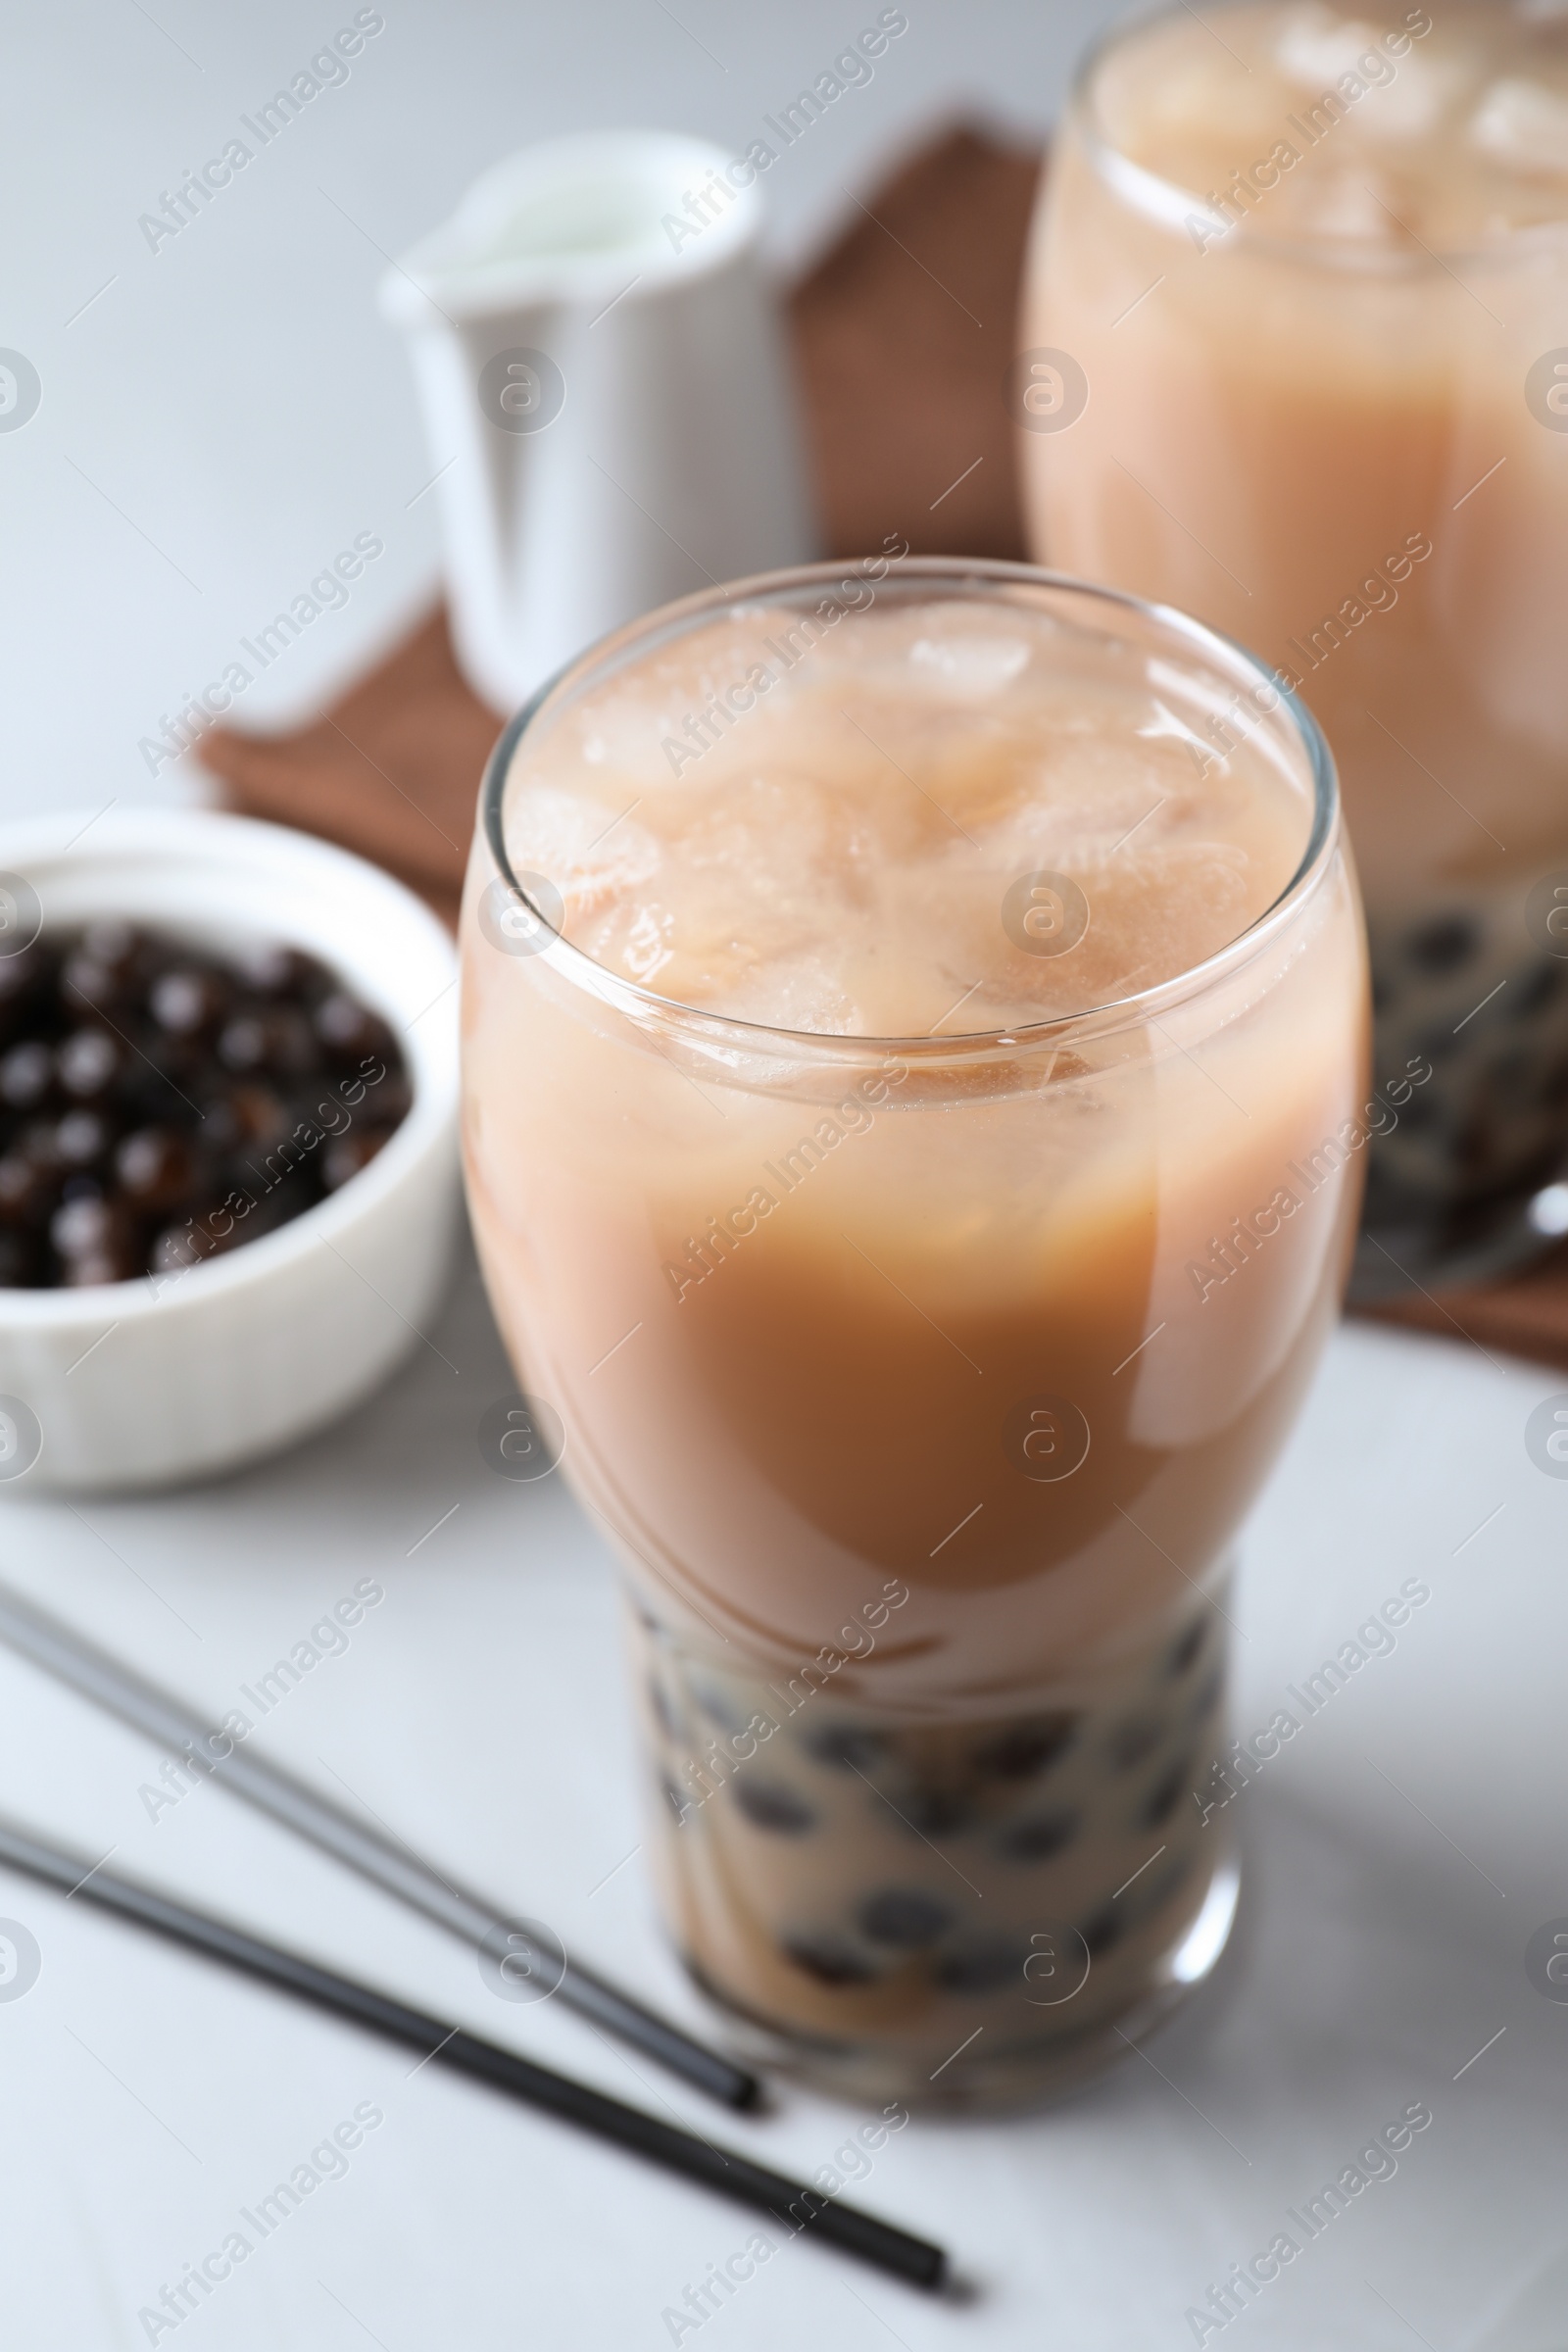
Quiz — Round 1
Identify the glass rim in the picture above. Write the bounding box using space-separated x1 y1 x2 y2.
1069 0 1568 273
479 556 1342 1064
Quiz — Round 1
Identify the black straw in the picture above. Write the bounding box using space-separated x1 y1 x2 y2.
0 1579 758 2111
0 1818 947 2292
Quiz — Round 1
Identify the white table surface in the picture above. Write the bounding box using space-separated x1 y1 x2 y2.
0 1266 1563 2351
4 5 1565 2347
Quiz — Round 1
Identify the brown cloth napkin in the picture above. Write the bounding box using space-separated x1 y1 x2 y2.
1352 1257 1568 1371
197 124 1568 1370
204 607 490 934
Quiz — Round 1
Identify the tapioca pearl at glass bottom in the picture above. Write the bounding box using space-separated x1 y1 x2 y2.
1106 1713 1166 1771
1165 1617 1209 1679
1140 1753 1196 1831
647 1675 681 1741
693 1677 754 1735
858 1889 953 1948
968 1712 1079 1780
783 1932 882 1987
895 1788 977 1838
997 1809 1080 1862
801 1721 890 1772
936 1940 1034 1995
1188 1666 1224 1725
730 1777 817 1834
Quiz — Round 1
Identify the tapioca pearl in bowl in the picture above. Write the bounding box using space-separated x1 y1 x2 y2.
0 808 459 1493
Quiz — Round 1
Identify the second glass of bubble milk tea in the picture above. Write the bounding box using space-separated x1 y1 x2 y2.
1023 0 1568 1291
460 559 1368 2107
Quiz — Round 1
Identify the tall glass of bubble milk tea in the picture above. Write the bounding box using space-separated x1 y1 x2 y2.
1022 2 1568 1293
461 559 1366 2108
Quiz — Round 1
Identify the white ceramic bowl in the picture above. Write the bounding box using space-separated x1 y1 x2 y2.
0 808 461 1493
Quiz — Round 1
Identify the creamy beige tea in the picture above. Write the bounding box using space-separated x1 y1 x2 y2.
1024 0 1568 1278
461 570 1366 2103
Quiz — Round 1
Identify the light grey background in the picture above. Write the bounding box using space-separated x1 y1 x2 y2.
1 7 1562 2350
3 0 1106 819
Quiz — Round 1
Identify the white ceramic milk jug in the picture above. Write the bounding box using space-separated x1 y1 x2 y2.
380 129 817 711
